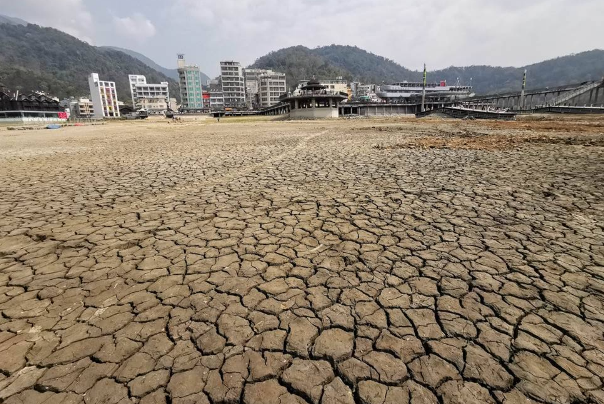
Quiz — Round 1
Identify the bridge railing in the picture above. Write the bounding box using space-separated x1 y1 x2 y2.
548 81 602 106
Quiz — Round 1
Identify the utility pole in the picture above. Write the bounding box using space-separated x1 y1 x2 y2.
520 69 527 110
421 64 427 112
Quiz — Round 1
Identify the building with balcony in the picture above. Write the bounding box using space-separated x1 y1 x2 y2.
88 73 120 118
60 97 97 119
220 61 246 109
128 75 170 114
177 54 204 112
77 98 94 117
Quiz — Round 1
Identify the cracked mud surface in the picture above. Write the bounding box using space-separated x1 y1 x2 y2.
1 115 603 404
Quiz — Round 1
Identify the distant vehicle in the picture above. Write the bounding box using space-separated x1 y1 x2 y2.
125 109 149 120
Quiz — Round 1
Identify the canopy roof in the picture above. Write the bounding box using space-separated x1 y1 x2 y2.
301 78 326 91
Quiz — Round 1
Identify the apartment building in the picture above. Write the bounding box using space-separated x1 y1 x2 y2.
177 54 204 112
259 72 287 108
208 81 224 110
59 97 94 118
242 68 287 109
76 98 94 118
220 61 245 109
243 68 265 109
88 73 120 118
128 74 170 114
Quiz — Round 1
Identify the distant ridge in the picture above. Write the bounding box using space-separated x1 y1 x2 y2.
100 46 210 84
0 14 27 26
251 45 604 95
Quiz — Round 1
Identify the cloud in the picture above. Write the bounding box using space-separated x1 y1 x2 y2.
0 0 94 43
113 13 156 42
2 0 603 76
166 0 604 75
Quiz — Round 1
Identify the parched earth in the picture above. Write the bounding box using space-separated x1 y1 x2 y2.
0 116 603 404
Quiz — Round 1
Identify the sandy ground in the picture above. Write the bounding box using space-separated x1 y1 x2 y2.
0 115 603 404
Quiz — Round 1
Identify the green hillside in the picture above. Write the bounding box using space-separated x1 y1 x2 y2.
251 45 604 94
251 46 354 89
0 23 180 103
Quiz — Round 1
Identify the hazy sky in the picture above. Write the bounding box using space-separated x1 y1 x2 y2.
2 0 603 77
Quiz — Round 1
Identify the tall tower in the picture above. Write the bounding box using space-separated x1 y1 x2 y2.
421 64 427 112
177 54 186 69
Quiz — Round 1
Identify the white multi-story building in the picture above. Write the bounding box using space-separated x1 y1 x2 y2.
259 72 287 108
243 68 286 109
88 73 120 118
128 75 146 106
128 74 170 114
220 61 246 109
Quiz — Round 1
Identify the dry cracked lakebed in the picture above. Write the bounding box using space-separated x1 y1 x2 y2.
0 115 603 403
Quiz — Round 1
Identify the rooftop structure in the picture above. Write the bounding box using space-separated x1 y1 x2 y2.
294 78 348 97
0 85 66 122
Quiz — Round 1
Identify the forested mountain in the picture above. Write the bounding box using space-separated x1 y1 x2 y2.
100 46 210 84
252 46 354 86
0 23 180 103
251 45 604 94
